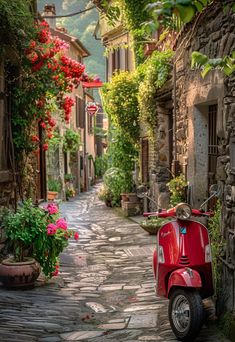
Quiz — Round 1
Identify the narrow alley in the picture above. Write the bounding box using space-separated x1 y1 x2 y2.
0 186 229 342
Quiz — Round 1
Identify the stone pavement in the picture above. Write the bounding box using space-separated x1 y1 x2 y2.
0 186 231 342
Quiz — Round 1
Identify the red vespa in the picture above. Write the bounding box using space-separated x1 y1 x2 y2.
139 187 217 341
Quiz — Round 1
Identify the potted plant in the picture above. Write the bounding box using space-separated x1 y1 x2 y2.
0 200 79 288
140 217 171 235
65 186 76 200
64 173 74 184
47 179 61 201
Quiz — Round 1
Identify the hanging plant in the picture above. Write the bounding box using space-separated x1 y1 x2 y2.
63 128 81 152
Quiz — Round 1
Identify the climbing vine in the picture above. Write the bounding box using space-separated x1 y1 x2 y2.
101 71 140 144
0 0 34 53
138 50 173 137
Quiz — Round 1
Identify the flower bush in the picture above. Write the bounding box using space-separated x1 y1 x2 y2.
13 20 85 155
4 200 79 278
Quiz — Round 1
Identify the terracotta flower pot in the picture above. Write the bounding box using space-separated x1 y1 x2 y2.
121 193 129 202
0 257 41 289
47 191 58 201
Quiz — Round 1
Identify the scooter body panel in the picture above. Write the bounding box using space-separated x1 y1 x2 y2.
153 219 214 298
167 268 202 297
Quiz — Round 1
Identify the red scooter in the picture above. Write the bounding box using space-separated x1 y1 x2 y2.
139 187 217 341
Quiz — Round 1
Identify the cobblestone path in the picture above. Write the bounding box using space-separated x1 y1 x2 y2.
0 186 230 341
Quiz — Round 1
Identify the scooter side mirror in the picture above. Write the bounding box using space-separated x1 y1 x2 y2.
136 185 148 199
209 184 218 197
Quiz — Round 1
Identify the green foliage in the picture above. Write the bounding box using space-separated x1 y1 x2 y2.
94 155 108 177
64 173 74 183
4 200 46 263
48 130 63 150
167 173 187 206
48 179 61 192
98 185 113 204
138 50 173 137
208 200 224 298
0 0 34 53
140 216 171 228
103 167 133 206
107 130 138 173
191 51 235 77
145 0 212 33
4 199 77 277
101 71 140 143
63 128 81 152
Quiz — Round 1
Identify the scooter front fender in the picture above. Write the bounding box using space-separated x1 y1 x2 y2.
167 268 202 298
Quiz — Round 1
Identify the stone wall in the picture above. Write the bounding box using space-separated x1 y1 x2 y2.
175 1 235 312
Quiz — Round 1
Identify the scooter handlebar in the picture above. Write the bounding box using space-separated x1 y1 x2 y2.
143 208 214 218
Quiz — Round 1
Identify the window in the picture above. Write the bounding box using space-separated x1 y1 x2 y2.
76 96 85 128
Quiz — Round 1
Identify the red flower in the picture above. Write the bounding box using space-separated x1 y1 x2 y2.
40 121 47 129
31 135 40 142
42 143 48 151
74 232 79 240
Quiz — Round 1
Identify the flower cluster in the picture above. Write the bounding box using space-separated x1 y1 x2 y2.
38 202 79 277
4 200 79 279
13 20 85 153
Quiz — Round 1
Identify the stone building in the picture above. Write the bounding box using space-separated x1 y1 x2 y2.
148 1 235 313
172 1 235 313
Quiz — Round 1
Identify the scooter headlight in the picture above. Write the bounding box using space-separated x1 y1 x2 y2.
175 203 192 220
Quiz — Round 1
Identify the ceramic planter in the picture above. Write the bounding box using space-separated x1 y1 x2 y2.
47 191 58 201
0 257 41 289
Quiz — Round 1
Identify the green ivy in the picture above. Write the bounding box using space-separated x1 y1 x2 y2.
63 128 81 152
101 71 140 144
138 50 173 137
208 200 224 298
191 50 235 77
0 0 34 53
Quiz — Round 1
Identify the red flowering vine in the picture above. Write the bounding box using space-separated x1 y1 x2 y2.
13 20 85 153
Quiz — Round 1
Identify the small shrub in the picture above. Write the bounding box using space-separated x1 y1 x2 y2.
103 167 133 206
167 173 187 206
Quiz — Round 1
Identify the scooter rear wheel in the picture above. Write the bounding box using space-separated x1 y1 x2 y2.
169 288 203 341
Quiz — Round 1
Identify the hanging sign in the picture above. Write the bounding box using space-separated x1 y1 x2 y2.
86 101 99 116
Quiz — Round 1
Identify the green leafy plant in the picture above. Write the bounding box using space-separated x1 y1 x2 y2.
167 173 187 206
4 200 79 277
48 179 61 192
101 71 140 144
208 200 224 298
64 173 74 183
65 187 76 198
191 50 235 77
98 185 113 206
138 50 173 137
103 167 133 206
94 155 108 177
63 128 81 152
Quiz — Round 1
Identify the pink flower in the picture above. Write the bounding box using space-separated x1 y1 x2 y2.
47 223 57 235
56 218 68 230
46 203 58 215
74 232 79 240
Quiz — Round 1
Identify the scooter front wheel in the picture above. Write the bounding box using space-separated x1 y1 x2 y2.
169 288 203 341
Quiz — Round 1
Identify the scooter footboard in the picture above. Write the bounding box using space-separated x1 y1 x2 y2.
167 268 202 298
